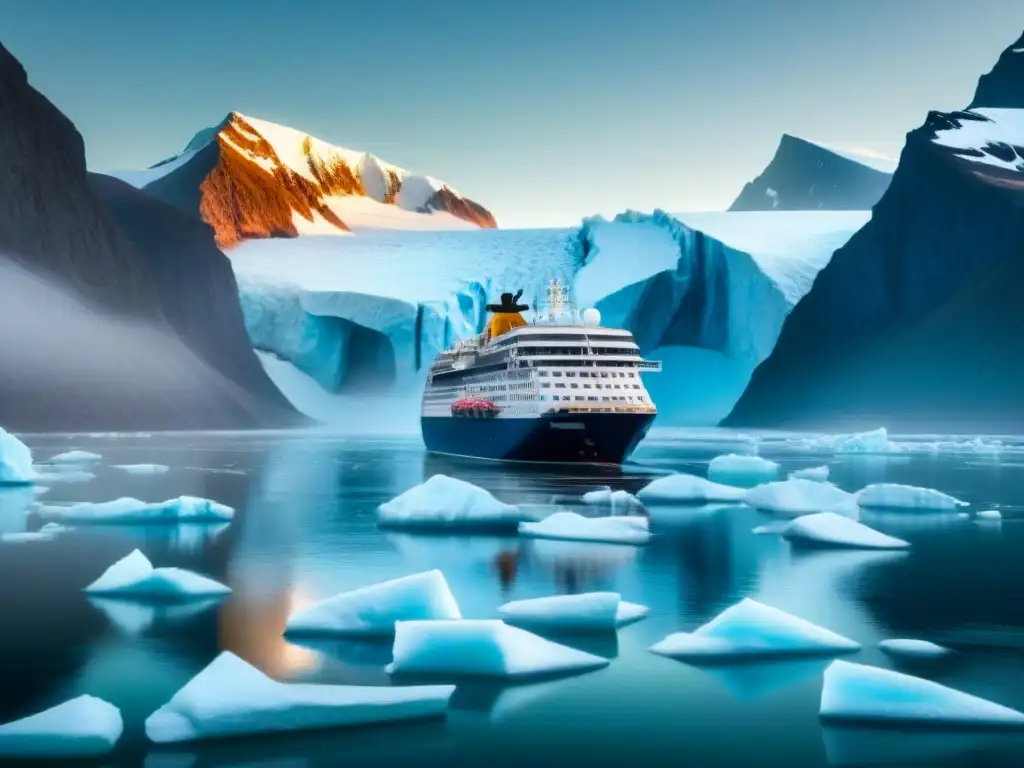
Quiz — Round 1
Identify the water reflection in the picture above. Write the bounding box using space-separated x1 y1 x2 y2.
697 659 829 702
0 485 33 535
821 725 1024 767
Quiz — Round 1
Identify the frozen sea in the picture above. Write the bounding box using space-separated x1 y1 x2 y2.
4 428 1024 766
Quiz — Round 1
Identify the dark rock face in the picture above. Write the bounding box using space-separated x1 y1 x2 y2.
970 31 1024 109
0 41 299 431
723 33 1024 432
729 134 893 212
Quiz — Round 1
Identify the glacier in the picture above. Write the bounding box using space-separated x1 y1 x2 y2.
228 209 867 425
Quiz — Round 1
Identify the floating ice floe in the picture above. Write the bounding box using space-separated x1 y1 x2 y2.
498 592 649 632
581 487 642 508
38 495 234 524
113 464 171 475
145 651 455 743
820 659 1024 726
636 473 747 504
0 429 36 486
1 522 66 544
0 694 123 758
377 474 530 531
649 598 860 661
707 454 779 483
976 509 1003 521
789 465 830 482
285 570 462 636
519 511 650 545
83 549 232 601
387 619 610 679
42 450 102 465
878 639 952 660
857 484 968 512
745 479 858 517
781 512 910 550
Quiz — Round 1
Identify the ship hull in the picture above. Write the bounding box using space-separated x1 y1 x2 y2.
421 411 656 464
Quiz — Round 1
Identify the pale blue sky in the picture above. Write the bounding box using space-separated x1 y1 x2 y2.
1 0 1020 226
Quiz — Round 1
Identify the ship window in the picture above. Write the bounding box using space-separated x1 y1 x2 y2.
555 383 565 388
570 383 578 389
587 396 599 401
553 371 562 377
574 396 584 401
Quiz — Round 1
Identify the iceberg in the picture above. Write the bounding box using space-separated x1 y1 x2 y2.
83 549 232 600
1 522 66 544
0 428 35 486
878 639 952 659
284 570 462 636
38 495 234 524
781 512 910 550
977 509 1003 521
387 619 610 679
635 473 746 504
745 479 858 517
498 592 649 632
113 464 171 475
145 651 455 743
789 465 830 482
581 487 642 508
649 597 860 661
518 511 651 545
377 474 529 531
707 453 779 483
857 483 968 511
42 450 102 465
0 695 123 758
820 659 1024 726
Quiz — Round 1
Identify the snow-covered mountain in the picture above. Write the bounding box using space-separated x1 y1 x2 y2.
113 112 497 248
729 134 895 211
726 30 1024 431
0 43 298 431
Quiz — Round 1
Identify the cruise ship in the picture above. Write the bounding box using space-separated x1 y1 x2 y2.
421 279 661 463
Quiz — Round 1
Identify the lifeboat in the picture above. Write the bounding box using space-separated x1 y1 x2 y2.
451 396 500 419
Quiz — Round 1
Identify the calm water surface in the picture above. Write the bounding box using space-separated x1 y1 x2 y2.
3 429 1024 767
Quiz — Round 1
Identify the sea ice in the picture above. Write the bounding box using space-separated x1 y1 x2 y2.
789 465 830 482
976 509 1002 521
752 522 790 535
781 512 910 550
745 479 858 517
0 695 123 758
820 659 1024 726
83 549 232 600
377 474 529 531
878 639 952 660
113 464 171 475
387 619 610 678
284 570 462 636
857 484 968 511
0 428 35 486
636 473 747 504
145 651 455 743
581 487 642 508
708 454 779 482
1 522 66 544
38 495 234 524
649 598 860 661
498 592 649 631
519 511 650 545
42 450 102 465
833 428 893 454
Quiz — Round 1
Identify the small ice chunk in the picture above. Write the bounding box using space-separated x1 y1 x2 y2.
834 428 894 454
781 512 910 550
388 619 610 678
581 487 641 508
708 454 779 482
83 549 231 600
42 450 102 465
789 466 830 482
285 570 462 636
1 522 66 544
976 509 1002 521
879 639 952 659
113 464 170 475
145 651 455 743
746 479 858 517
753 522 790 535
820 659 1024 726
0 428 35 486
377 474 529 530
519 511 650 545
649 598 860 661
636 473 747 504
498 592 649 631
0 695 122 758
38 495 233 524
857 483 968 511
